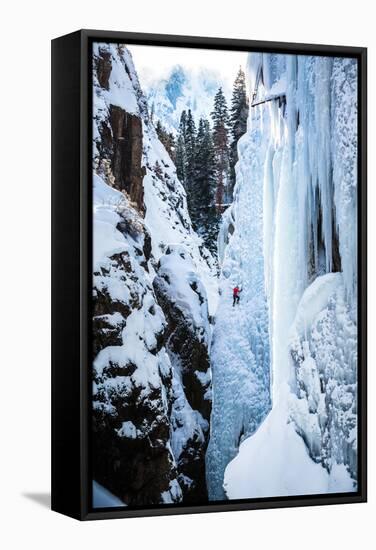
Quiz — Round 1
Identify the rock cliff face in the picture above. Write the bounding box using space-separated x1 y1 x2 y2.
98 102 146 210
92 43 217 506
92 191 179 505
153 245 212 502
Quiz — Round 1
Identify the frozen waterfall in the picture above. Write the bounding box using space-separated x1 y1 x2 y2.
209 52 358 499
205 83 271 500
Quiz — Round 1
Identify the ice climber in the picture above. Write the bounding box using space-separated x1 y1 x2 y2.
232 286 241 307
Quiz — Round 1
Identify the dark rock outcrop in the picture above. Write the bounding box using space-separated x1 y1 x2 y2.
153 248 212 502
92 209 181 506
94 51 146 212
93 350 179 506
96 48 112 90
154 276 211 422
108 106 146 210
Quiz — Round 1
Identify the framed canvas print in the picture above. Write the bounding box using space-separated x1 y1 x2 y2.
51 29 367 520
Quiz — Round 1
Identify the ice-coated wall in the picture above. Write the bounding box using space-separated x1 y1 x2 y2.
223 52 358 498
206 73 271 500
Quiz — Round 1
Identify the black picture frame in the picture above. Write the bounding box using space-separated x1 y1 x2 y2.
51 29 367 520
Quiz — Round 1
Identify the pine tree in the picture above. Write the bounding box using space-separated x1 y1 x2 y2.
166 132 176 162
175 133 186 183
175 109 222 258
177 117 221 256
185 109 196 188
175 110 188 184
155 119 163 139
195 119 216 208
229 67 249 193
193 118 219 254
211 87 230 211
179 109 187 138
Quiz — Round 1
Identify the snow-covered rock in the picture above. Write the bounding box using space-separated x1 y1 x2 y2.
153 244 212 501
92 43 218 506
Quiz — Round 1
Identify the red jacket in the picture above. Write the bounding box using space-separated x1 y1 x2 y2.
233 287 240 296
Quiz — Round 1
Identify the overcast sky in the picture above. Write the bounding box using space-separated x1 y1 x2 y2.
127 44 248 89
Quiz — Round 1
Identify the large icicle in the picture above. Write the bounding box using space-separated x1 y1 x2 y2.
331 58 358 302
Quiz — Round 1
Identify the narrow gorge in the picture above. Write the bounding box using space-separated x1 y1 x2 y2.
91 43 358 507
